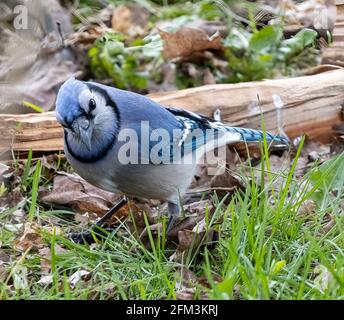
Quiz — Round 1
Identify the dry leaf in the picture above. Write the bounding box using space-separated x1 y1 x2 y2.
39 247 52 274
38 244 67 275
67 25 113 50
13 223 44 252
13 266 29 290
174 267 218 300
318 213 336 236
314 264 333 293
112 4 149 38
210 170 244 200
170 217 216 263
40 173 120 216
269 0 336 33
0 0 77 113
159 27 224 60
69 270 91 289
74 212 99 226
11 208 26 224
37 275 53 286
0 187 26 209
0 265 7 282
297 199 317 218
0 250 11 265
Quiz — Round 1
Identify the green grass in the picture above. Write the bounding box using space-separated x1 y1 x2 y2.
0 144 343 300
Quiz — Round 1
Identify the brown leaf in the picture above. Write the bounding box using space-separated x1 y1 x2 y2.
67 25 113 50
112 4 149 38
0 187 26 209
174 267 219 300
10 208 26 224
298 199 317 219
268 0 336 33
318 213 336 236
38 245 67 275
170 217 216 263
40 173 120 216
13 223 44 252
38 247 52 274
0 249 11 265
165 200 215 241
0 0 77 113
159 27 224 60
0 265 7 282
210 170 244 200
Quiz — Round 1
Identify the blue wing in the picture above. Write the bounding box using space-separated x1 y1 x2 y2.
166 107 290 154
86 82 289 164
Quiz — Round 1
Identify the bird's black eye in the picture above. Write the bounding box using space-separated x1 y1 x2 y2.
89 98 96 111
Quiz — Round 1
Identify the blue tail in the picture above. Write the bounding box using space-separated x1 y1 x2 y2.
226 126 290 147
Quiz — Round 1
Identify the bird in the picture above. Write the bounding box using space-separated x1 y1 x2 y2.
55 78 289 237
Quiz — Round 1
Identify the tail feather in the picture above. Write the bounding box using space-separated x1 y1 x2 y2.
225 126 290 147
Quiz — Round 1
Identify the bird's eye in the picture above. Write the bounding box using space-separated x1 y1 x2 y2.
89 98 96 111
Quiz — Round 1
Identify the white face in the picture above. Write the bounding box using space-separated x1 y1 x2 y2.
65 88 118 156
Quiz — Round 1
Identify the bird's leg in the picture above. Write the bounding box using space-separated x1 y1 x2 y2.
69 197 128 244
94 197 128 228
166 202 181 234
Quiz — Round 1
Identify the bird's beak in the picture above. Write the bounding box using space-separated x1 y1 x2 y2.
80 125 93 151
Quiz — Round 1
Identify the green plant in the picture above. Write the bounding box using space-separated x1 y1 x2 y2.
224 26 318 82
88 32 155 90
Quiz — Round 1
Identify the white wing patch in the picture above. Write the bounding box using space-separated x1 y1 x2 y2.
176 116 193 147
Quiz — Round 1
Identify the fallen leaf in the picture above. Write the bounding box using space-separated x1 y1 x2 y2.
67 25 113 51
37 275 53 286
38 248 52 274
0 250 11 265
13 223 44 252
210 170 244 200
170 218 216 263
1 223 23 233
314 264 333 293
74 212 99 226
0 265 7 282
174 267 218 300
0 187 26 209
159 27 224 60
40 173 120 216
13 266 28 290
165 200 215 242
11 208 27 224
0 0 77 113
38 245 67 275
69 270 91 289
297 199 317 219
318 213 336 236
268 0 336 34
112 4 149 38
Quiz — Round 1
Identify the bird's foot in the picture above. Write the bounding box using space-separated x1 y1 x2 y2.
68 226 113 244
68 197 128 244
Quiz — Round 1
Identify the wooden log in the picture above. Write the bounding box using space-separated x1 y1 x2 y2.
1 69 344 159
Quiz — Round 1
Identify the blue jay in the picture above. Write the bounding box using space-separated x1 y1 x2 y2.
55 78 289 237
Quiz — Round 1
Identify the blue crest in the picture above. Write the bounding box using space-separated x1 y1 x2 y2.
55 77 88 126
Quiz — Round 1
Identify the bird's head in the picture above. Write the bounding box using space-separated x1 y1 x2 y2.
55 78 120 162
